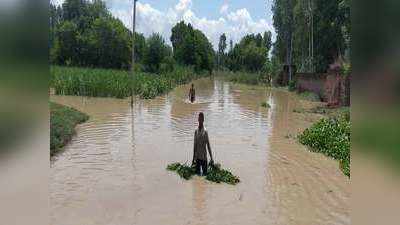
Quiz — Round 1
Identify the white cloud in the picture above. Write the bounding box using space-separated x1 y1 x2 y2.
49 0 275 49
175 0 192 12
220 3 229 15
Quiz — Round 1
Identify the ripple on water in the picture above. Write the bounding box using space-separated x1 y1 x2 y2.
50 78 349 225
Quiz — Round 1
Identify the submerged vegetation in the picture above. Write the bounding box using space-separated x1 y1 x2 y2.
218 71 268 86
51 66 208 99
298 114 350 177
261 102 271 108
298 91 321 102
50 102 89 156
167 162 240 185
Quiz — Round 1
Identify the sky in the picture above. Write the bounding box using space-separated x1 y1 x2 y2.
53 0 275 50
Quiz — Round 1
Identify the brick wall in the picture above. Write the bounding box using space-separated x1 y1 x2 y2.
295 72 350 107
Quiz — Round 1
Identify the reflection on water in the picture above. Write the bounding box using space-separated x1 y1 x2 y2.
50 78 349 225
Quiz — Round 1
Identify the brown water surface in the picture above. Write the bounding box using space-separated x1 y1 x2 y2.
50 78 349 225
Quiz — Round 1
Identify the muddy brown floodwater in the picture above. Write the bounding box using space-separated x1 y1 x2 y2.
50 77 350 225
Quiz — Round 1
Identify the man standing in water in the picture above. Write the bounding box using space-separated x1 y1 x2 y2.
188 83 195 103
192 112 214 176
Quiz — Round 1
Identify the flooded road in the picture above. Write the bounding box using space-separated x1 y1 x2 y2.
50 78 350 225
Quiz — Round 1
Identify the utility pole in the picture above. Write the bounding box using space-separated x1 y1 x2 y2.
131 0 138 106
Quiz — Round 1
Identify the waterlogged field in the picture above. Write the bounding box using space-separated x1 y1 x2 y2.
217 70 268 85
51 66 209 99
132 67 208 99
50 78 350 225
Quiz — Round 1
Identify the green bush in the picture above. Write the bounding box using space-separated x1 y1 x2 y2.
261 102 271 108
298 91 321 102
50 102 89 156
298 117 350 177
288 79 297 91
167 162 240 185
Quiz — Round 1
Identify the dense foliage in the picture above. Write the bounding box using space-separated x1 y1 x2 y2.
143 33 173 73
272 0 350 73
50 102 89 155
167 162 240 185
171 21 215 73
50 0 143 69
226 32 272 73
298 115 350 177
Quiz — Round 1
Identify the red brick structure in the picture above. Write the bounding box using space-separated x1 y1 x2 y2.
295 70 350 107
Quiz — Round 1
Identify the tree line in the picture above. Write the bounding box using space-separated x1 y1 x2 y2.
50 0 276 75
272 0 351 78
50 0 215 73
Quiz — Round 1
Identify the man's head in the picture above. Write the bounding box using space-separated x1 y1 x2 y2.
191 83 194 88
198 112 204 126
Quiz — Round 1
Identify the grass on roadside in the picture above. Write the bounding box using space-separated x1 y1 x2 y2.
50 102 89 156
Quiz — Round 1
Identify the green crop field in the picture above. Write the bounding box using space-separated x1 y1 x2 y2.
51 66 208 99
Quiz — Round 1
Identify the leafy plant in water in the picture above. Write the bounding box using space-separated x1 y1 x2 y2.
167 162 240 185
206 163 240 185
261 102 271 108
298 116 350 177
167 163 196 180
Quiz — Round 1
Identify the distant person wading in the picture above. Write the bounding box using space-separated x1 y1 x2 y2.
189 83 196 103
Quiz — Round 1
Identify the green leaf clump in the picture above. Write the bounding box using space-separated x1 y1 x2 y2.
167 163 196 180
261 102 271 108
298 116 350 177
206 163 240 185
167 162 240 185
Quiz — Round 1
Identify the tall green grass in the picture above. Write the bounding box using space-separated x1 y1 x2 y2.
51 66 132 98
51 66 208 99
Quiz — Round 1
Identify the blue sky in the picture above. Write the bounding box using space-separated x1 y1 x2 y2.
136 0 273 22
53 0 275 50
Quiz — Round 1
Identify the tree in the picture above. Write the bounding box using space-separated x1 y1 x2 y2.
170 21 214 72
226 33 267 72
54 21 79 65
262 31 272 54
143 33 169 73
218 33 227 69
86 17 131 69
272 0 350 74
50 0 144 69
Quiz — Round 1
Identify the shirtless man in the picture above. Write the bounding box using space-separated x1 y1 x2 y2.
192 112 214 176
